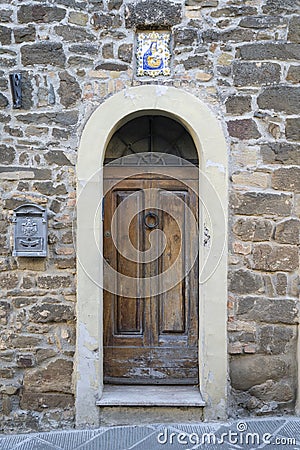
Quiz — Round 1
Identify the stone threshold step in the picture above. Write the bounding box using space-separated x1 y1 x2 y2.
97 385 205 407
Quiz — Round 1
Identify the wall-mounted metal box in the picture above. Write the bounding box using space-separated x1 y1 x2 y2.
13 204 47 257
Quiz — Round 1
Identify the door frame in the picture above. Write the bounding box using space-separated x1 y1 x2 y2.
75 85 228 426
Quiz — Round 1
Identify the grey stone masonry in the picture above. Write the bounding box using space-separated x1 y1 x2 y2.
0 0 299 433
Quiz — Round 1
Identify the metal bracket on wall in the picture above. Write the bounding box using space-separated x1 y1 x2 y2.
9 73 22 109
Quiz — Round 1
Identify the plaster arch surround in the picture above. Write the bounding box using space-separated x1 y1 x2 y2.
75 85 228 426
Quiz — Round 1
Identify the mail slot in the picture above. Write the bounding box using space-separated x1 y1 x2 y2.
13 204 47 257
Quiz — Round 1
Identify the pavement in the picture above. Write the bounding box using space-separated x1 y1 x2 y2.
1 417 300 450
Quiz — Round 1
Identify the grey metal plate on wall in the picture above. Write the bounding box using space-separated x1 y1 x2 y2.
13 204 47 257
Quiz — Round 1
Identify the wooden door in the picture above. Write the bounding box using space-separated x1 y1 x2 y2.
103 169 199 384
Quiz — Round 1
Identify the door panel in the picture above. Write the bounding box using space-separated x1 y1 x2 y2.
158 190 186 334
103 172 199 384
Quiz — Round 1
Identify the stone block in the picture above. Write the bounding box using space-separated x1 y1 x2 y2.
0 385 20 395
0 145 15 164
58 71 81 108
8 335 42 349
263 0 300 14
0 93 8 108
230 355 288 390
69 44 98 55
125 1 182 29
13 26 36 43
174 28 198 46
231 192 292 216
68 11 88 26
211 6 257 17
18 5 66 23
102 43 114 59
258 86 300 114
233 218 273 242
225 95 251 115
21 42 66 67
239 43 300 61
202 28 254 43
36 348 57 363
16 354 35 368
259 325 294 355
92 12 113 30
0 26 11 45
56 258 76 269
287 65 300 84
17 258 46 271
23 359 73 393
251 244 298 271
250 380 294 402
233 62 280 86
237 296 298 324
118 43 133 63
288 16 300 43
0 273 19 289
20 392 74 411
227 119 260 140
95 62 128 71
289 274 300 297
44 151 72 166
185 0 218 5
0 368 14 379
275 272 288 296
0 10 13 23
274 219 300 245
37 275 73 290
182 55 207 70
239 16 284 29
22 276 35 290
260 142 300 165
232 145 258 167
229 269 264 295
272 167 300 192
68 56 93 67
29 303 74 323
232 171 269 188
33 181 67 195
108 0 122 10
286 118 300 141
56 0 86 9
0 301 10 325
16 111 78 126
12 297 36 308
195 72 212 82
55 25 96 42
0 113 10 124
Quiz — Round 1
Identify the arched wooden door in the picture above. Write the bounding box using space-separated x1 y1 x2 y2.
103 116 199 385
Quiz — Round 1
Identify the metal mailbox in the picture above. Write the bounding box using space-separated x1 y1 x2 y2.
13 204 47 257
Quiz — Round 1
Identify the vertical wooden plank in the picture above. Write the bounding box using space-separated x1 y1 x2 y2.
115 190 143 333
158 190 187 334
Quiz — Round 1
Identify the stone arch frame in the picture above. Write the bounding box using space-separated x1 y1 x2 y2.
75 85 228 426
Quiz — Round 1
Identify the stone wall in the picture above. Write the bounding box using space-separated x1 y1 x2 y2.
0 0 299 432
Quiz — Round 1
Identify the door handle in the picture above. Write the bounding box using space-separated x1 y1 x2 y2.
144 211 159 229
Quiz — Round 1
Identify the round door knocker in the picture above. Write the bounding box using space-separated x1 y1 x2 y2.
144 211 159 229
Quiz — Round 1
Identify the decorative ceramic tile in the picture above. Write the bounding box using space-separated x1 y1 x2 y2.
136 31 171 77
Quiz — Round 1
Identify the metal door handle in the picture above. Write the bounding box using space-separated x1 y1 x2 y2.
144 212 159 229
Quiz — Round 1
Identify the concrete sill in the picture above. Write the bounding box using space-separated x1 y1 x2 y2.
96 385 205 407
